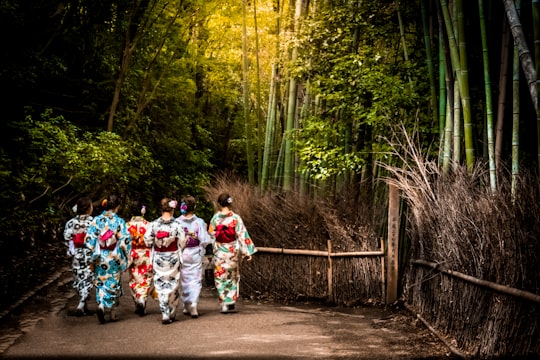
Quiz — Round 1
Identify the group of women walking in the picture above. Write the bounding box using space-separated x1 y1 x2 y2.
63 192 257 325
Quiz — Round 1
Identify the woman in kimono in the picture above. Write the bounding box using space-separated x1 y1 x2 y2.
208 192 257 314
85 194 131 324
127 200 154 316
63 196 94 316
176 195 211 318
144 198 185 324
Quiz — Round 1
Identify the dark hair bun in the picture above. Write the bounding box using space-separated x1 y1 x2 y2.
217 193 232 208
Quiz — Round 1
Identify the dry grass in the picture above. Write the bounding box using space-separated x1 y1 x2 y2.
380 131 540 357
204 174 383 306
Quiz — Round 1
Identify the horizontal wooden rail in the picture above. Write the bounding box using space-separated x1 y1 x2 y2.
412 259 540 304
257 246 384 257
256 239 387 304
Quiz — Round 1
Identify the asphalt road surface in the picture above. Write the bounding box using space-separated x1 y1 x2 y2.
0 268 457 360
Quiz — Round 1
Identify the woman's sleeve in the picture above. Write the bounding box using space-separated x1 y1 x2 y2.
63 219 75 255
63 220 72 242
118 219 132 258
235 215 257 256
85 220 99 260
144 222 155 247
198 218 212 246
176 222 186 245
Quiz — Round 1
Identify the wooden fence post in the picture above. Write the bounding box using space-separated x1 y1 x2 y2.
327 239 333 302
386 184 400 304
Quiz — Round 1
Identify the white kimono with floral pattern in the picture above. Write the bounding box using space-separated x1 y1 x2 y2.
176 214 211 307
63 214 94 303
208 211 257 307
144 217 185 320
127 216 154 306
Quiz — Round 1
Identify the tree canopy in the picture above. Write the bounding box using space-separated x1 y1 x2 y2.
0 0 539 253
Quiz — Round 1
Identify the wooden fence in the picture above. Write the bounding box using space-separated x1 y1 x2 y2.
256 239 386 302
244 186 399 304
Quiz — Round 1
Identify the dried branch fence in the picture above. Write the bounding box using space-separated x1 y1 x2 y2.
240 239 387 305
411 259 540 304
405 260 540 358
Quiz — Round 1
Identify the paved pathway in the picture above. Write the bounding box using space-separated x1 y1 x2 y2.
0 270 457 359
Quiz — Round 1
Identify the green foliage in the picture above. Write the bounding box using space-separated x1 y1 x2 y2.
288 0 429 182
0 109 163 258
23 109 160 198
296 117 365 181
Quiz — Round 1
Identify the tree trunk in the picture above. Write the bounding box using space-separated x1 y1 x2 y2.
439 0 474 169
261 64 278 192
421 0 439 132
107 0 153 132
456 0 474 170
253 1 264 183
452 78 461 165
125 4 186 134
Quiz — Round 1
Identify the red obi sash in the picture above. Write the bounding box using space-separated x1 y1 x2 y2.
215 224 236 243
100 242 117 251
156 231 169 239
73 232 86 248
155 242 178 252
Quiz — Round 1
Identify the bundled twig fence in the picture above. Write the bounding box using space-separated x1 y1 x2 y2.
248 239 385 303
381 142 540 358
407 259 540 358
411 259 540 304
241 241 386 305
206 176 387 306
405 261 540 358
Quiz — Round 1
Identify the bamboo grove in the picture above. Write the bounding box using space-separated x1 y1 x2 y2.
2 0 539 224
258 0 539 200
1 0 540 345
1 0 540 355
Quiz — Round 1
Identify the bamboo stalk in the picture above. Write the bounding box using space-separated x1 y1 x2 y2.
478 0 497 194
511 0 522 200
503 0 538 110
257 246 384 257
535 0 540 175
411 259 540 304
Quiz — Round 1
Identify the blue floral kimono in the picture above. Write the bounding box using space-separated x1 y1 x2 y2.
85 211 131 309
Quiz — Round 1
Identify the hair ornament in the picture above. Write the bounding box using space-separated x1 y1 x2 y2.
227 197 233 204
101 199 108 207
72 204 78 213
141 205 146 215
180 202 187 215
168 200 178 208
